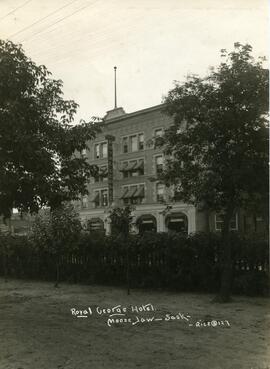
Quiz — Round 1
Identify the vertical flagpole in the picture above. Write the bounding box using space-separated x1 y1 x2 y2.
114 66 117 108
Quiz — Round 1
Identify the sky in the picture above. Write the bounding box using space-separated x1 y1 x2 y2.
0 0 269 122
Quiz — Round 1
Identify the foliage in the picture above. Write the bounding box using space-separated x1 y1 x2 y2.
158 43 268 301
30 203 82 256
108 206 135 236
160 43 268 215
0 40 101 219
1 230 268 295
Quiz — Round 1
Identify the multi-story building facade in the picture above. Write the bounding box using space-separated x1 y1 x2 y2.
1 104 266 237
77 102 268 237
77 103 209 235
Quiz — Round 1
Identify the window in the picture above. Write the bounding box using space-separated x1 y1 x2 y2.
95 142 108 159
100 166 108 182
95 144 100 159
94 166 108 182
101 142 108 158
87 218 104 233
93 189 108 208
156 183 165 202
93 191 100 208
122 133 144 153
155 155 163 175
130 160 138 177
122 161 129 178
82 196 88 208
121 159 144 178
121 184 145 205
123 137 128 153
138 133 144 150
215 213 238 231
131 135 138 152
101 189 108 207
130 185 138 204
137 159 144 175
154 128 163 137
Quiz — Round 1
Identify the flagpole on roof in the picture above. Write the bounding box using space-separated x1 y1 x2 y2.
114 66 117 109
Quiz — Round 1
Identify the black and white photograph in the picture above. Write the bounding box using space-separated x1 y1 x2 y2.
0 1 269 368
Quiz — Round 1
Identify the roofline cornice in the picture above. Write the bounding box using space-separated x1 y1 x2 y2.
104 103 166 124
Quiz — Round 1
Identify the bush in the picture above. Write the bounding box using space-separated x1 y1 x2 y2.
0 229 268 296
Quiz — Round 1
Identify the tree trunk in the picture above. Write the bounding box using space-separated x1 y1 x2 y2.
3 243 8 282
126 235 130 295
216 208 234 303
54 257 60 288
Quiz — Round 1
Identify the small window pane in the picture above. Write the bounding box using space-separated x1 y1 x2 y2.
155 156 163 174
82 196 88 208
154 129 163 137
94 192 100 208
156 184 165 202
101 189 108 207
131 136 138 152
138 133 144 150
101 143 108 158
123 137 128 153
215 213 238 231
95 144 100 159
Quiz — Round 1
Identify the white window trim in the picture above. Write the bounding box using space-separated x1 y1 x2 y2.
94 141 108 159
121 132 145 153
153 127 164 137
93 187 109 208
153 153 164 175
155 182 165 202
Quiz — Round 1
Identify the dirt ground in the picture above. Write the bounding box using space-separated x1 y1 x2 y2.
0 278 269 369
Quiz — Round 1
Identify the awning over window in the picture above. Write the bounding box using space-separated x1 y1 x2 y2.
120 188 130 199
133 161 144 170
129 187 138 198
99 167 108 176
131 187 145 198
120 161 137 172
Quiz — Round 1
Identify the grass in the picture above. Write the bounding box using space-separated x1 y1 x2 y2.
0 278 269 369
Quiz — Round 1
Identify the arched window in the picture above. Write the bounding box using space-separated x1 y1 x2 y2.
136 214 157 234
165 213 188 234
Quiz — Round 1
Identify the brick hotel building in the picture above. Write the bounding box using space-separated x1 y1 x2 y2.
76 101 267 237
77 103 211 235
3 104 266 237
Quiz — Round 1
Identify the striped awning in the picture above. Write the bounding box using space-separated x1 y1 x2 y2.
133 161 144 171
120 188 130 199
120 161 137 172
99 167 108 176
131 187 145 198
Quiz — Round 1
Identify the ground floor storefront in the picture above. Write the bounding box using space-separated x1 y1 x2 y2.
79 203 201 235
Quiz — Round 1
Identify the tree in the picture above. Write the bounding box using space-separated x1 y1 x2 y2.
31 203 82 287
159 43 268 302
108 206 134 294
109 206 134 236
0 40 101 220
